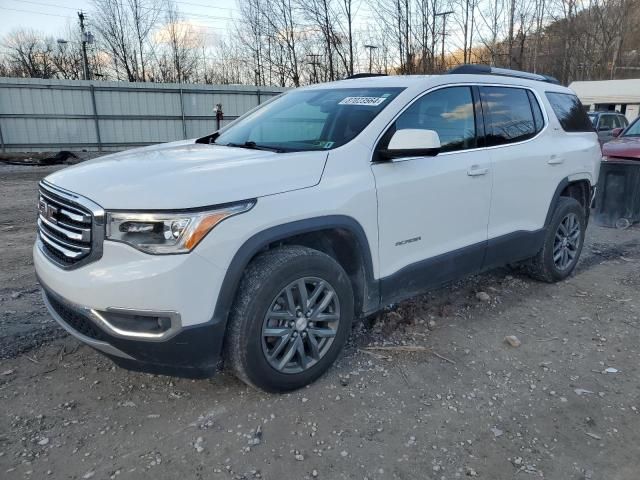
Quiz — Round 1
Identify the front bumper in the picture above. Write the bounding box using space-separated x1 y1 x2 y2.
35 239 228 378
40 281 225 377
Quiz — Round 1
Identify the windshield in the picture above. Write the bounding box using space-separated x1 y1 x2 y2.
214 87 404 152
587 113 597 126
622 118 640 137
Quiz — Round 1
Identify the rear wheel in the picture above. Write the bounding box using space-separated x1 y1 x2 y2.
224 246 353 392
526 197 586 282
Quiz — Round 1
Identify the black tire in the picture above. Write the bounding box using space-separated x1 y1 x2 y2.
526 197 586 283
224 245 354 392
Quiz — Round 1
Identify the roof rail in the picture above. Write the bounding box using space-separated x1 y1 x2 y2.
345 73 388 79
447 64 560 85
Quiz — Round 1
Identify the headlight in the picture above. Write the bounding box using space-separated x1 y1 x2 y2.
106 201 255 254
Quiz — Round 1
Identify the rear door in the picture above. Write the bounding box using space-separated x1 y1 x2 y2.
479 85 553 266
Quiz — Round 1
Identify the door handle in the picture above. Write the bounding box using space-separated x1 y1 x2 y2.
467 166 489 176
547 155 564 165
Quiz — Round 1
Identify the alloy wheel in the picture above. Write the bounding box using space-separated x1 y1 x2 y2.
553 212 581 271
261 277 340 374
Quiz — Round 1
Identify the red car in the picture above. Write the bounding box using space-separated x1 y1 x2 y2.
602 117 640 160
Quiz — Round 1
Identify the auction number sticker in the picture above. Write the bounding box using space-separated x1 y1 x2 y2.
338 96 387 106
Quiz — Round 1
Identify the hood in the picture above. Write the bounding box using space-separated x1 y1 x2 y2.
602 136 640 160
45 140 328 209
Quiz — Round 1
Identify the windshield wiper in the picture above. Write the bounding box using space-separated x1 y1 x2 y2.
225 141 285 153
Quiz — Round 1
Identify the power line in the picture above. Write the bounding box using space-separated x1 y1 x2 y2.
5 0 385 35
0 6 74 19
0 6 234 33
7 0 239 22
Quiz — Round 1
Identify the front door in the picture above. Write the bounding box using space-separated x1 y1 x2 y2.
371 86 492 303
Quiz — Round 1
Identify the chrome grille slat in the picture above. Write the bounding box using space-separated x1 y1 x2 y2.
39 229 88 259
37 181 104 270
38 215 90 242
59 208 90 223
55 219 91 239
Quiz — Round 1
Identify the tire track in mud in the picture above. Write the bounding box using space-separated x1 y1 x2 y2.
577 238 640 272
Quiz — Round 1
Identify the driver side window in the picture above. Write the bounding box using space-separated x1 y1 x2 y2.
394 86 477 153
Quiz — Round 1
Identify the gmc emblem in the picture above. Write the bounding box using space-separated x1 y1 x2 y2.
38 198 58 224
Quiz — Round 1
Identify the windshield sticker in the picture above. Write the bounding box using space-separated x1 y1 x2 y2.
338 96 387 106
311 140 335 149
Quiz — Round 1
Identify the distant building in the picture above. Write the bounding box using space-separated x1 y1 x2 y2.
569 79 640 122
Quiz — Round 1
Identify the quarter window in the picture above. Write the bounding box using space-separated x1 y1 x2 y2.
527 90 545 133
392 86 477 153
545 92 593 132
480 86 536 146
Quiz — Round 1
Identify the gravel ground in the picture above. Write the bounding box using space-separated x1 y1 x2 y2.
1 163 639 479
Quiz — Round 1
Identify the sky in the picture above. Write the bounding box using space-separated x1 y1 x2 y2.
0 0 380 44
0 0 243 41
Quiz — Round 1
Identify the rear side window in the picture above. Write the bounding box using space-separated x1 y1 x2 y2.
480 86 536 146
545 92 593 132
527 91 545 133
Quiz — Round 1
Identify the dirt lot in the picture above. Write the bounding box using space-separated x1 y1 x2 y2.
1 162 639 479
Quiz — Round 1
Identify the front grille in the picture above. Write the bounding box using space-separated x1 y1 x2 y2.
46 291 107 341
37 182 104 269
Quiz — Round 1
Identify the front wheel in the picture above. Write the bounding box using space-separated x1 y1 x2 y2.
224 246 354 392
526 197 586 282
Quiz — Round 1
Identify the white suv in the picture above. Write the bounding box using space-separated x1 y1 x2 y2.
35 66 601 392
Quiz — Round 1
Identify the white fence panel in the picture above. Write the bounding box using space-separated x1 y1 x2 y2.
0 78 285 153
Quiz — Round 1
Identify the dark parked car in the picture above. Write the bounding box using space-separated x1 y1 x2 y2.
588 111 629 144
602 116 640 160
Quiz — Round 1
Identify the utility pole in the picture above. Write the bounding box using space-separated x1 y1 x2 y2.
307 54 321 83
435 11 453 71
78 11 90 80
364 44 378 74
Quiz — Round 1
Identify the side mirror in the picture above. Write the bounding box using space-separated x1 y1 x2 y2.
380 129 441 160
611 127 623 138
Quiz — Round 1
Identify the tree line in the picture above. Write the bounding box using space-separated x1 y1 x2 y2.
1 0 638 86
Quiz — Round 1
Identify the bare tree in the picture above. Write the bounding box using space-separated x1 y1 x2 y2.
300 0 338 80
260 0 302 86
237 0 267 85
92 0 139 80
3 29 57 78
154 0 202 83
338 0 356 76
127 0 161 81
204 37 247 84
475 0 507 65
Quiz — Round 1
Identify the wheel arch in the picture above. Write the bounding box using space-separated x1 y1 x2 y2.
211 215 379 332
544 176 593 227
